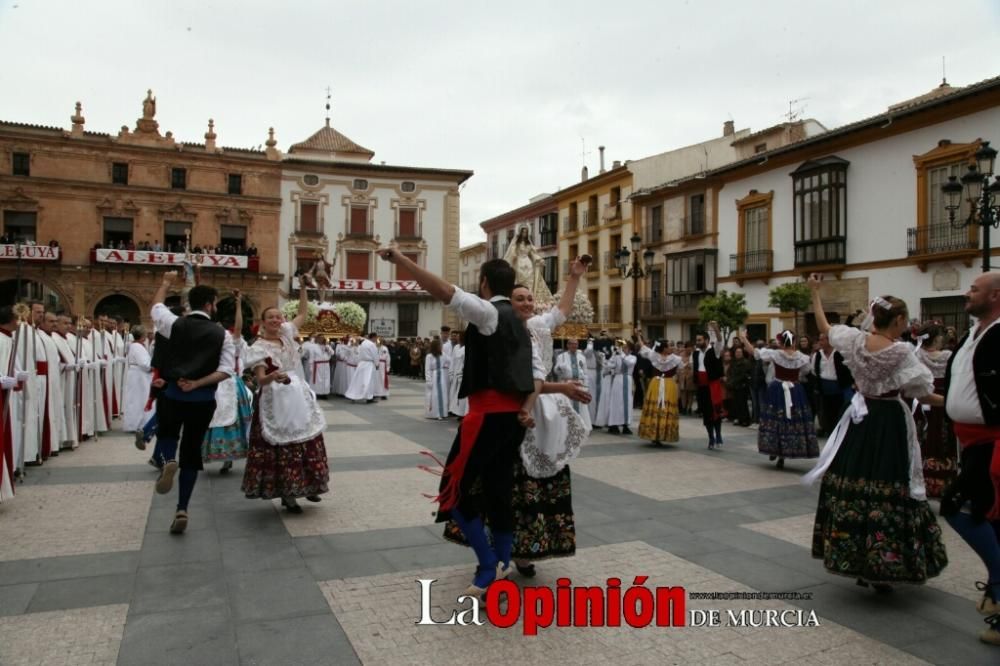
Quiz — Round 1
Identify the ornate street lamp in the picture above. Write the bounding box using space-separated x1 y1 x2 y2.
616 233 655 330
942 140 1000 273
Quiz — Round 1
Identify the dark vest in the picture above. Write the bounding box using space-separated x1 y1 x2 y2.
162 314 225 382
150 332 170 370
813 349 854 389
693 346 723 380
458 299 533 399
944 323 1000 426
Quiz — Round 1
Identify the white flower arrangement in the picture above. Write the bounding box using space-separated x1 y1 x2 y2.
332 301 367 330
554 291 594 323
281 299 320 324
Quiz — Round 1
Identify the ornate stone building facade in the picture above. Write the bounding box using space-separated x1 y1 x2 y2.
278 118 472 338
0 91 283 322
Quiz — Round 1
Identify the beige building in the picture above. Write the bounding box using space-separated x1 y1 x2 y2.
481 194 559 295
459 241 487 293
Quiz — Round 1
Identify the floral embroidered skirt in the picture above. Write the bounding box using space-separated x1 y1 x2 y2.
811 398 948 583
638 377 679 443
241 405 330 500
915 380 957 499
757 381 819 458
202 377 252 462
443 458 576 561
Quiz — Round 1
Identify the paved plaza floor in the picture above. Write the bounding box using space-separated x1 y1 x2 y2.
0 377 995 665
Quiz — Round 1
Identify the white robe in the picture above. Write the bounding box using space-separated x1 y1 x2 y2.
447 344 467 417
594 352 618 427
424 353 450 418
122 342 152 431
583 341 603 423
554 349 592 430
331 345 354 396
37 330 67 453
77 335 97 438
305 343 333 395
111 331 126 418
373 345 390 398
345 339 378 401
0 330 23 502
94 331 112 430
609 353 636 427
15 323 41 466
86 334 108 434
51 333 78 448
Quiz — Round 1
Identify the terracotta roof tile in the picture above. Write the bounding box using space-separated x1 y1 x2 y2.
289 122 374 157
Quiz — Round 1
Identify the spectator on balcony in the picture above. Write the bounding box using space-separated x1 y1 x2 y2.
247 244 258 257
127 240 136 251
152 241 162 252
48 239 59 248
0 232 12 244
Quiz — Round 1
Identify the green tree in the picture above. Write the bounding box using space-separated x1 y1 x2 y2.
768 282 812 334
697 290 749 343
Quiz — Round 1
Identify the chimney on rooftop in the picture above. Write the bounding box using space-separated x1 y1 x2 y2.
612 160 622 169
581 165 589 181
723 120 735 137
599 146 606 174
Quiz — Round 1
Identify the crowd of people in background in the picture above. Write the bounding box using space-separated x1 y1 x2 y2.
91 239 259 256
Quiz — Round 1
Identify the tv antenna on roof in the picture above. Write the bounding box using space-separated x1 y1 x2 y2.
325 86 332 126
786 97 809 123
579 136 591 167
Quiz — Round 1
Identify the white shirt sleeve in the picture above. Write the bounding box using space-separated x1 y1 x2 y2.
446 287 499 335
216 331 236 375
151 302 177 339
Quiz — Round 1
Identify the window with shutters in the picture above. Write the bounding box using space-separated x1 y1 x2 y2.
227 174 242 196
395 252 421 281
300 202 319 234
349 206 370 237
112 162 128 185
346 251 369 279
792 156 849 266
687 193 705 236
3 211 36 243
397 208 418 238
171 168 186 190
398 303 419 338
103 217 133 247
12 152 30 177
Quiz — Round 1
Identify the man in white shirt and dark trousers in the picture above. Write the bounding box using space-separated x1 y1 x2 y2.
150 271 235 535
379 248 533 597
940 272 1000 646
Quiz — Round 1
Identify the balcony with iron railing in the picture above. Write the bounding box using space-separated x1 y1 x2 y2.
394 219 423 241
583 208 599 230
643 222 664 245
666 291 711 317
600 303 623 323
637 297 666 319
539 229 558 248
729 249 774 280
563 215 578 234
907 223 978 268
794 237 846 267
346 219 374 240
603 202 621 222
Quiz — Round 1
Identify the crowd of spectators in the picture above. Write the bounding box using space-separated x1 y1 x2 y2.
92 239 259 256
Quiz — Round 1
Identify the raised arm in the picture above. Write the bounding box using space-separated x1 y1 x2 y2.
379 248 455 303
807 274 831 335
707 320 724 356
232 289 243 339
555 257 587 318
291 283 308 330
153 270 178 307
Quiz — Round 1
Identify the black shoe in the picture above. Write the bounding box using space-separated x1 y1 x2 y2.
622 427 633 435
305 495 322 503
515 562 536 577
769 455 777 461
220 460 233 474
134 431 146 451
281 497 303 514
776 458 785 469
607 426 620 434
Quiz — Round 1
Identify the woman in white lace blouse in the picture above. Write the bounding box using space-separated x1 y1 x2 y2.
804 274 947 590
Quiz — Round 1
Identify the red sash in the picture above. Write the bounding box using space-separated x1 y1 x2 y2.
953 423 1000 520
431 389 521 511
696 371 726 420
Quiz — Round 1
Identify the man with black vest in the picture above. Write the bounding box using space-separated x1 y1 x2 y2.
812 332 855 436
150 271 234 534
940 271 1000 646
692 320 726 449
379 248 533 595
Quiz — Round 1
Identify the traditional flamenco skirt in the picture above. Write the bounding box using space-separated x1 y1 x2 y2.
443 457 576 561
637 376 679 443
202 376 253 462
241 406 330 500
757 381 819 458
811 398 948 583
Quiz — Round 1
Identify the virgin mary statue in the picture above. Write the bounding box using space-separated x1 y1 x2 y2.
503 226 554 304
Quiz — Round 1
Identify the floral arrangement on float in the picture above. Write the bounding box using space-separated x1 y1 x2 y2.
548 291 594 339
281 299 319 323
283 299 366 337
330 302 366 331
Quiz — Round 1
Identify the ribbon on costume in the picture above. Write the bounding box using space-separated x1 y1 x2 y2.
420 389 522 511
953 423 1000 521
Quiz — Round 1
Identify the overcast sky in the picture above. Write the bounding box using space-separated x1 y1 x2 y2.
2 0 999 245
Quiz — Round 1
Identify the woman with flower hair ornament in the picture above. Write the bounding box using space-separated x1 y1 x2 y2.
803 274 947 591
737 327 818 469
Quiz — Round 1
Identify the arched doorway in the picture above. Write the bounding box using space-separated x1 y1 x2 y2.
94 294 141 325
216 295 254 329
0 278 64 311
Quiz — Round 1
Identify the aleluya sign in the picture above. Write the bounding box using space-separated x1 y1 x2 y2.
95 249 248 269
0 244 61 261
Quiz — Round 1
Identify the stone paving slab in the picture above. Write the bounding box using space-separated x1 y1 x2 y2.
321 410 373 426
324 430 428 458
43 432 149 467
319 541 928 666
572 450 801 502
276 468 437 537
743 512 985 603
0 481 150 561
0 603 128 666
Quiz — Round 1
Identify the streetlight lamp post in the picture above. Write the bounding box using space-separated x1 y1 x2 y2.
942 140 1000 273
616 233 655 334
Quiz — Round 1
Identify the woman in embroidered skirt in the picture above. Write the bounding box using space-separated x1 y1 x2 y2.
804 274 947 589
737 328 818 469
910 321 956 499
444 257 590 575
424 339 450 420
241 286 330 514
202 290 252 473
634 331 681 445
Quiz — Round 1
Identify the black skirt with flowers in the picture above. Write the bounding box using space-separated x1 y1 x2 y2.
443 457 576 561
811 397 948 583
241 404 330 500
